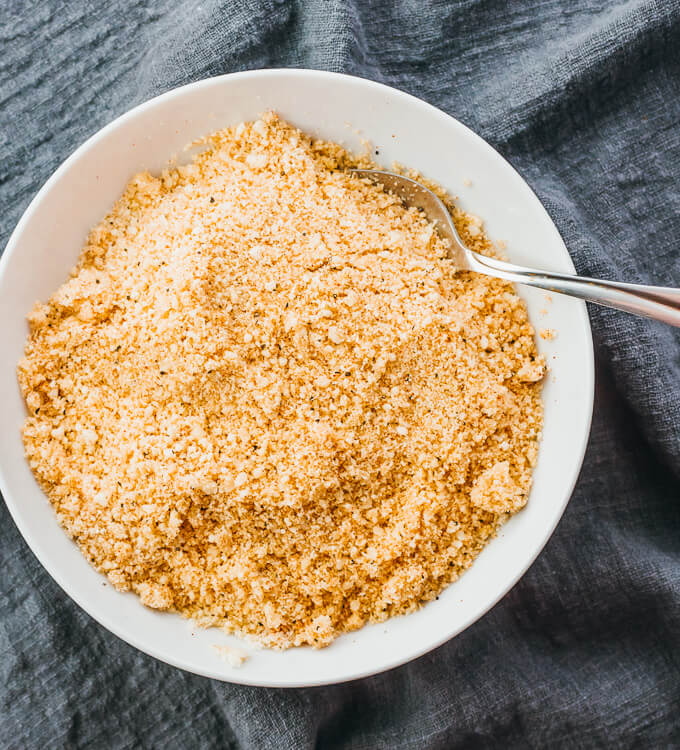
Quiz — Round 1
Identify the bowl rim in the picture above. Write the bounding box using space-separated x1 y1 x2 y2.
0 67 594 687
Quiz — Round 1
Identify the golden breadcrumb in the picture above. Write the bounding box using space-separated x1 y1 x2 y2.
212 644 249 667
18 113 544 648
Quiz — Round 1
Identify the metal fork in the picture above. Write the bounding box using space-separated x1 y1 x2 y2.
353 170 680 327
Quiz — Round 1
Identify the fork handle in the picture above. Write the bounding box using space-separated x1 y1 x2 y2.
468 252 680 327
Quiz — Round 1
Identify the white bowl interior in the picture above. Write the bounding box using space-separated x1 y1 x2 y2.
0 70 593 687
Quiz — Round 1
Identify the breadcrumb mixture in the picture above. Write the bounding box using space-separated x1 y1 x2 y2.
18 114 544 649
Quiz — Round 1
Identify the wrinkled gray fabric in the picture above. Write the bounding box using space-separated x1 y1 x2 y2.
2 0 679 747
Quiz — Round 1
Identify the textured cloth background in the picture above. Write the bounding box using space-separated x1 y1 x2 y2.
2 0 680 747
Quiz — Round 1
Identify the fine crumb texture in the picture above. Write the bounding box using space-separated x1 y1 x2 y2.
470 460 524 514
540 328 556 340
18 113 545 649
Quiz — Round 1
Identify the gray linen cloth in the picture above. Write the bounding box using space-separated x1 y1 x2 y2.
1 1 679 747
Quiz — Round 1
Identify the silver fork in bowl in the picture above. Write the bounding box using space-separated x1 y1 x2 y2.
353 170 680 327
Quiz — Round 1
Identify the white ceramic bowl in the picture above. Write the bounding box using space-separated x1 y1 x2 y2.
0 69 594 687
